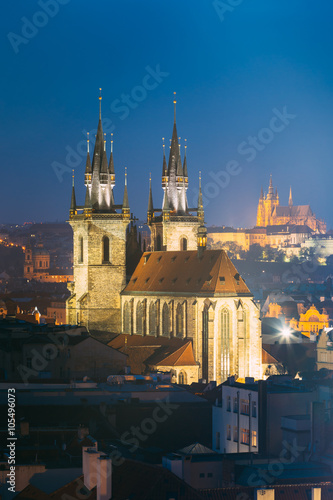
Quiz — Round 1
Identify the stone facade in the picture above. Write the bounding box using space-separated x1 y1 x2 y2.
67 215 128 333
150 219 201 252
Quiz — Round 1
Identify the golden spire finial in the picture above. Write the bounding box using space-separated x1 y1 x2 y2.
87 132 89 154
104 133 106 151
125 166 127 186
111 133 113 153
72 169 75 187
173 92 176 123
99 87 102 119
199 170 201 188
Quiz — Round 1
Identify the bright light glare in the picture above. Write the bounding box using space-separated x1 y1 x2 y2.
281 327 290 336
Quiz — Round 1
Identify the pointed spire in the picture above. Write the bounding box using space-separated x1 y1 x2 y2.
99 87 102 120
148 174 153 212
70 170 76 214
162 138 167 177
197 171 204 223
122 167 129 210
267 174 274 199
109 133 115 175
84 185 92 212
85 133 92 176
260 186 264 200
173 91 176 123
183 139 188 178
289 186 293 207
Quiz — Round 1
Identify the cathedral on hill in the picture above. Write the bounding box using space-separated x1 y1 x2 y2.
66 95 262 384
256 176 326 233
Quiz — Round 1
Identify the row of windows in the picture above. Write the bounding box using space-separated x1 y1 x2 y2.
123 301 186 337
224 427 257 447
78 236 110 264
154 235 188 251
226 396 257 417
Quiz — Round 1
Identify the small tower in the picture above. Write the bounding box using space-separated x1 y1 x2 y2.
256 175 279 227
289 186 293 207
148 95 204 251
66 91 130 333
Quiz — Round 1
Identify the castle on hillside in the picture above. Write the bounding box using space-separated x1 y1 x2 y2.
66 95 262 384
256 176 326 233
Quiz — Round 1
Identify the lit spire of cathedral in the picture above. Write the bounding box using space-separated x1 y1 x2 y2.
70 169 76 215
289 186 293 207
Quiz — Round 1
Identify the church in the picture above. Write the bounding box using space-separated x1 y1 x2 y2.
66 95 262 384
256 176 326 233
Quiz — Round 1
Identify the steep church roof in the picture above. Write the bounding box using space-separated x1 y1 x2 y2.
274 205 313 217
123 250 251 296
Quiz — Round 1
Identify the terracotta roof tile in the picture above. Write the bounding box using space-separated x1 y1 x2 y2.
123 250 251 296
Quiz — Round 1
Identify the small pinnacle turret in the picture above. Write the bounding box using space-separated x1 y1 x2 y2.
289 186 293 207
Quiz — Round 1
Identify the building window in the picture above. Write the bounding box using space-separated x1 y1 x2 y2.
252 430 257 448
149 301 157 336
79 237 83 263
227 425 231 441
27 266 30 273
162 303 170 336
216 432 220 450
199 473 205 478
221 308 230 382
233 426 238 442
240 399 250 415
241 428 250 445
178 371 187 384
227 395 231 411
123 301 132 334
233 397 238 413
156 234 162 251
207 473 213 478
180 237 187 251
102 236 110 263
252 401 257 418
176 303 184 337
39 261 42 268
202 306 209 382
136 301 144 335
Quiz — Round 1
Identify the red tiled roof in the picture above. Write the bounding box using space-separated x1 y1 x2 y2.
123 250 251 296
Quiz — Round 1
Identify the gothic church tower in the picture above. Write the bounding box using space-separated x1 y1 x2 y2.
147 96 204 251
66 94 130 333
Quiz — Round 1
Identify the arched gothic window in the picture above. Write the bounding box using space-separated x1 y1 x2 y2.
156 234 162 251
79 237 83 263
178 371 187 384
221 308 231 382
149 302 157 336
180 237 187 251
136 301 144 335
162 303 170 336
202 306 209 382
102 236 110 263
176 303 184 337
123 301 131 334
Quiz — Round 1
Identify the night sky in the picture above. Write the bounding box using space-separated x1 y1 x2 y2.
2 1 333 228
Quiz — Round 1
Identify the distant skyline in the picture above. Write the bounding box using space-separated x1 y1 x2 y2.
2 1 333 228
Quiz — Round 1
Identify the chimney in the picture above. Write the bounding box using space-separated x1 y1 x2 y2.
97 455 112 500
83 447 100 490
312 487 321 500
255 489 274 499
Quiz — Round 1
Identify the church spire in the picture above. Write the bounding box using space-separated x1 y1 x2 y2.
147 174 154 224
289 186 293 207
183 139 188 178
162 138 167 177
70 170 76 215
197 171 204 223
85 133 92 186
260 186 264 200
122 167 130 219
109 133 115 175
267 174 274 199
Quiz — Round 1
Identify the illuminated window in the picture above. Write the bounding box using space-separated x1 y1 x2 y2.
241 428 250 445
252 430 257 447
123 301 132 334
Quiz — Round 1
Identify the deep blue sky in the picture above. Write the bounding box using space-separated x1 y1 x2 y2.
1 1 333 228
